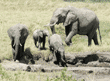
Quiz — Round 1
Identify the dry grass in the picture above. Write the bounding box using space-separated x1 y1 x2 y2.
0 0 110 59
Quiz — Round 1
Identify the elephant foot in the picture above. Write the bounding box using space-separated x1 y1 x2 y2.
95 43 99 45
65 40 72 46
35 45 38 48
54 61 59 65
30 60 35 64
41 47 46 50
59 61 67 67
66 42 72 46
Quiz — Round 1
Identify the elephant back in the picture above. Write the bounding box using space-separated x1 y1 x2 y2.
49 34 63 47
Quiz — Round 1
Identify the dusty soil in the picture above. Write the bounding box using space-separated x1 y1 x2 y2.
1 51 110 81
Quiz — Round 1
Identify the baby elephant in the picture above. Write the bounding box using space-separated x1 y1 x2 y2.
48 34 67 67
33 29 49 50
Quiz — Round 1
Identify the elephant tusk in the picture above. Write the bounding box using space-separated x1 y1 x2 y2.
13 43 15 47
20 43 22 46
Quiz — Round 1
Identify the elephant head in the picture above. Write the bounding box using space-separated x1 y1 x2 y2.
43 29 50 37
54 42 67 67
38 30 43 38
45 6 78 34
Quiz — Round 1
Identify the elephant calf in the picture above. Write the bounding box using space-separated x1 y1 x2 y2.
48 34 67 67
33 29 49 50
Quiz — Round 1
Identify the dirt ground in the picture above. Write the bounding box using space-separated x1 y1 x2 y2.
1 51 110 81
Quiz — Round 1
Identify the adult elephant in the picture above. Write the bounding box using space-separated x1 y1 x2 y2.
45 6 102 46
7 24 29 61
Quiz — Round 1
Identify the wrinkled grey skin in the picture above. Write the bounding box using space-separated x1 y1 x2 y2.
48 34 67 67
46 6 102 46
7 24 29 61
33 29 50 50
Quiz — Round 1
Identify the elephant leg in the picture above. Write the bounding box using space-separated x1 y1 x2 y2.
92 32 99 45
59 55 64 67
50 26 56 34
65 22 78 46
65 25 72 44
11 40 15 60
60 54 67 67
88 22 99 46
53 50 57 63
38 42 41 50
34 39 37 47
38 37 41 50
43 37 46 49
88 36 92 46
22 43 24 52
65 32 74 46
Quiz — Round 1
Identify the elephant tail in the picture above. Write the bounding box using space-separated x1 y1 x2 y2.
98 27 102 44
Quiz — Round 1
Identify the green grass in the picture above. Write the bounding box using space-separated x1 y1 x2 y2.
0 0 110 80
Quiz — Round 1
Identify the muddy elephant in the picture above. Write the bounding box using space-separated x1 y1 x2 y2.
48 34 67 67
7 24 29 61
33 29 49 50
46 6 102 46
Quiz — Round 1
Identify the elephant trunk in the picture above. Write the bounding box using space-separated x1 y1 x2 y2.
50 26 56 34
45 16 58 34
14 36 20 61
58 47 67 67
44 23 56 34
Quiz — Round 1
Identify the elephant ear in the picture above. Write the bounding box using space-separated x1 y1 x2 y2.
64 12 78 27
